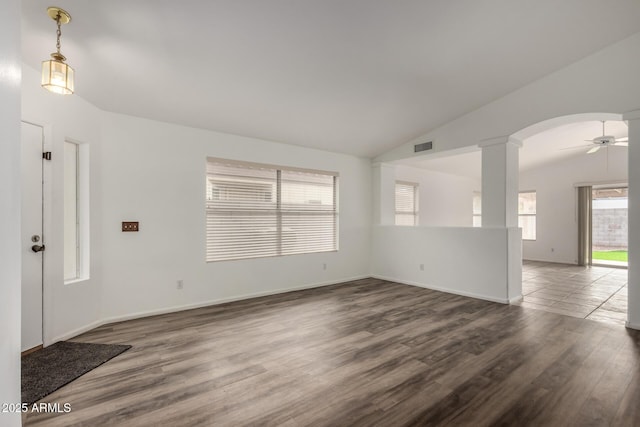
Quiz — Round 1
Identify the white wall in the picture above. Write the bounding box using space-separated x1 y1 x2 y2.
21 65 104 344
372 163 395 225
375 32 639 329
395 164 479 227
0 0 22 424
21 62 372 340
98 113 372 321
520 148 627 264
372 226 521 303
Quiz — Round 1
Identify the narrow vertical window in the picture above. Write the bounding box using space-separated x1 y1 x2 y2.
64 141 80 281
395 181 419 226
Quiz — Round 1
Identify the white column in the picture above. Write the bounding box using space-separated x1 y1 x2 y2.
624 110 640 330
480 136 523 303
372 163 396 226
480 136 522 227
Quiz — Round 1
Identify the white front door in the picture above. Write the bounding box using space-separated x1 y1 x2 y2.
21 122 44 352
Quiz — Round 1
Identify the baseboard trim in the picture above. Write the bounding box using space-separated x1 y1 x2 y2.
51 275 369 343
625 321 640 331
509 295 524 304
371 275 510 304
50 320 105 345
523 258 578 265
21 345 43 357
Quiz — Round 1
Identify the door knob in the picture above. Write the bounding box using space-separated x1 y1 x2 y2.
31 244 45 253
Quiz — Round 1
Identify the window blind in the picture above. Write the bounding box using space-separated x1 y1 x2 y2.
206 159 338 262
395 181 418 226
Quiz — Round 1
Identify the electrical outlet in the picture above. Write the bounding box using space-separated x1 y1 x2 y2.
420 264 424 271
177 280 184 290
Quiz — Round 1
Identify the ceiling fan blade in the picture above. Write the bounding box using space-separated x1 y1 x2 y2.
587 146 600 154
616 138 628 142
615 142 628 147
561 144 592 150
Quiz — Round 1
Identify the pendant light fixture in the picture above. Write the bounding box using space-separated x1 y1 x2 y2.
41 7 74 95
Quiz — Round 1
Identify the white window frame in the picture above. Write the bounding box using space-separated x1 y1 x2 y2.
518 190 537 241
472 191 482 227
206 158 339 262
395 181 419 226
471 191 535 238
64 141 80 281
64 140 90 283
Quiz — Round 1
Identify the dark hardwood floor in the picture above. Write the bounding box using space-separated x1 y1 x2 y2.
24 278 640 426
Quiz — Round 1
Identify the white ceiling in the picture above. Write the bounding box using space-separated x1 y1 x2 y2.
399 120 629 179
21 1 640 158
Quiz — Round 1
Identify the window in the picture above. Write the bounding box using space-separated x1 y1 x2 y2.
64 142 80 281
519 191 536 240
206 158 338 262
471 191 535 238
63 140 89 283
395 181 419 226
472 191 482 227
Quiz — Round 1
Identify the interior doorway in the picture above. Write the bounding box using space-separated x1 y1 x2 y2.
21 121 45 353
592 186 628 268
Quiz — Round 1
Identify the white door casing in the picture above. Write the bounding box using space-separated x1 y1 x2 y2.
21 121 44 352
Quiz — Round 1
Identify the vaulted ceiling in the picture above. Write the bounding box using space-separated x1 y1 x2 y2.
21 1 640 157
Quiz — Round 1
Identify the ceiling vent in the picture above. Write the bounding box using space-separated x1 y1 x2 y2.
414 141 433 153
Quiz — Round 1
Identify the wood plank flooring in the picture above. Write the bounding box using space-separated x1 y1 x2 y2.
23 278 640 426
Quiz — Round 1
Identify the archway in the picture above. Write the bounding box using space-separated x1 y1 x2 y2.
510 112 630 326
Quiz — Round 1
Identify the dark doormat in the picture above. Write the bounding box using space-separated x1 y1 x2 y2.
22 341 131 405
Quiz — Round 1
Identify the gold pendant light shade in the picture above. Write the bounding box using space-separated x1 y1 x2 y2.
42 54 75 95
41 7 75 95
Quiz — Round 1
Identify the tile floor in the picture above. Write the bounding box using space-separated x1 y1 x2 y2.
519 260 628 326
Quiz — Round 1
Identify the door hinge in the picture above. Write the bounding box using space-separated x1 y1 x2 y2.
43 152 52 160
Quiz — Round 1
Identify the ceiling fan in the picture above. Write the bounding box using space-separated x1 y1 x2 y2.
578 121 628 154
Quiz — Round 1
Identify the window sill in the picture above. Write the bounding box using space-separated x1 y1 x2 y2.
64 276 90 286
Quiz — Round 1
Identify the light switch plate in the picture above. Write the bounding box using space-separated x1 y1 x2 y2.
122 221 139 232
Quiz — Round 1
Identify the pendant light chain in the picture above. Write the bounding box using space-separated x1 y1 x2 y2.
56 12 62 55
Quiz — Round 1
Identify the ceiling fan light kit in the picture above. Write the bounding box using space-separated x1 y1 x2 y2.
592 136 615 145
584 121 628 154
558 121 629 155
